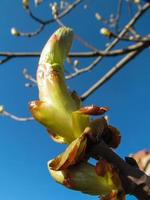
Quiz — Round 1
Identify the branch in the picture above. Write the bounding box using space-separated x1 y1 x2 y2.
114 0 123 31
28 0 84 25
80 44 148 100
66 2 150 80
44 0 84 25
90 142 150 200
1 110 34 122
2 2 149 66
16 24 45 37
1 37 150 65
53 15 97 51
19 0 84 37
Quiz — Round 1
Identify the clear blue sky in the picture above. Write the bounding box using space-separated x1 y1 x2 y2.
0 1 149 200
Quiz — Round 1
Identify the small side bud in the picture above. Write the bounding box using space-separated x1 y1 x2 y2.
34 0 42 6
100 28 112 37
50 2 58 16
73 59 79 67
0 105 4 114
95 13 102 21
11 28 20 36
22 0 29 9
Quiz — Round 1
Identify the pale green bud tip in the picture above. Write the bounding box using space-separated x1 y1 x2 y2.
52 27 74 54
40 27 74 66
100 28 111 37
22 0 29 9
0 105 4 113
11 28 20 36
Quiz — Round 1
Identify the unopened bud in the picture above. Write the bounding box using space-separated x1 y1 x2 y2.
51 2 58 16
95 13 102 21
34 0 42 6
0 105 4 114
22 0 29 9
100 28 111 37
10 28 20 36
73 60 79 67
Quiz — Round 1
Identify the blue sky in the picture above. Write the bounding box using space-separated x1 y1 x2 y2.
0 1 150 200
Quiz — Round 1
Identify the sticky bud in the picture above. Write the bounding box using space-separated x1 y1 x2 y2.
22 0 29 9
100 28 112 37
95 13 102 21
11 28 20 36
0 105 4 114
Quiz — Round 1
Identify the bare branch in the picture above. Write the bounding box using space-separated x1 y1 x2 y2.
2 110 34 122
19 0 84 37
17 24 45 37
67 2 150 80
114 0 123 31
0 56 12 64
80 46 147 100
53 14 97 51
90 141 150 200
27 7 45 24
44 0 84 25
0 36 149 58
1 2 149 67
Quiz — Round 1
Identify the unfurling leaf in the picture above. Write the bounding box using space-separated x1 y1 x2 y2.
80 105 109 115
48 161 125 199
48 133 87 170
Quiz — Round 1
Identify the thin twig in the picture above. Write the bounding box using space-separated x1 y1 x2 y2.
1 3 148 66
81 45 148 100
2 111 34 122
114 0 123 31
0 56 12 64
0 37 150 65
66 2 150 80
20 0 84 37
22 68 37 84
45 0 84 24
17 24 45 37
53 14 98 51
27 8 45 24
